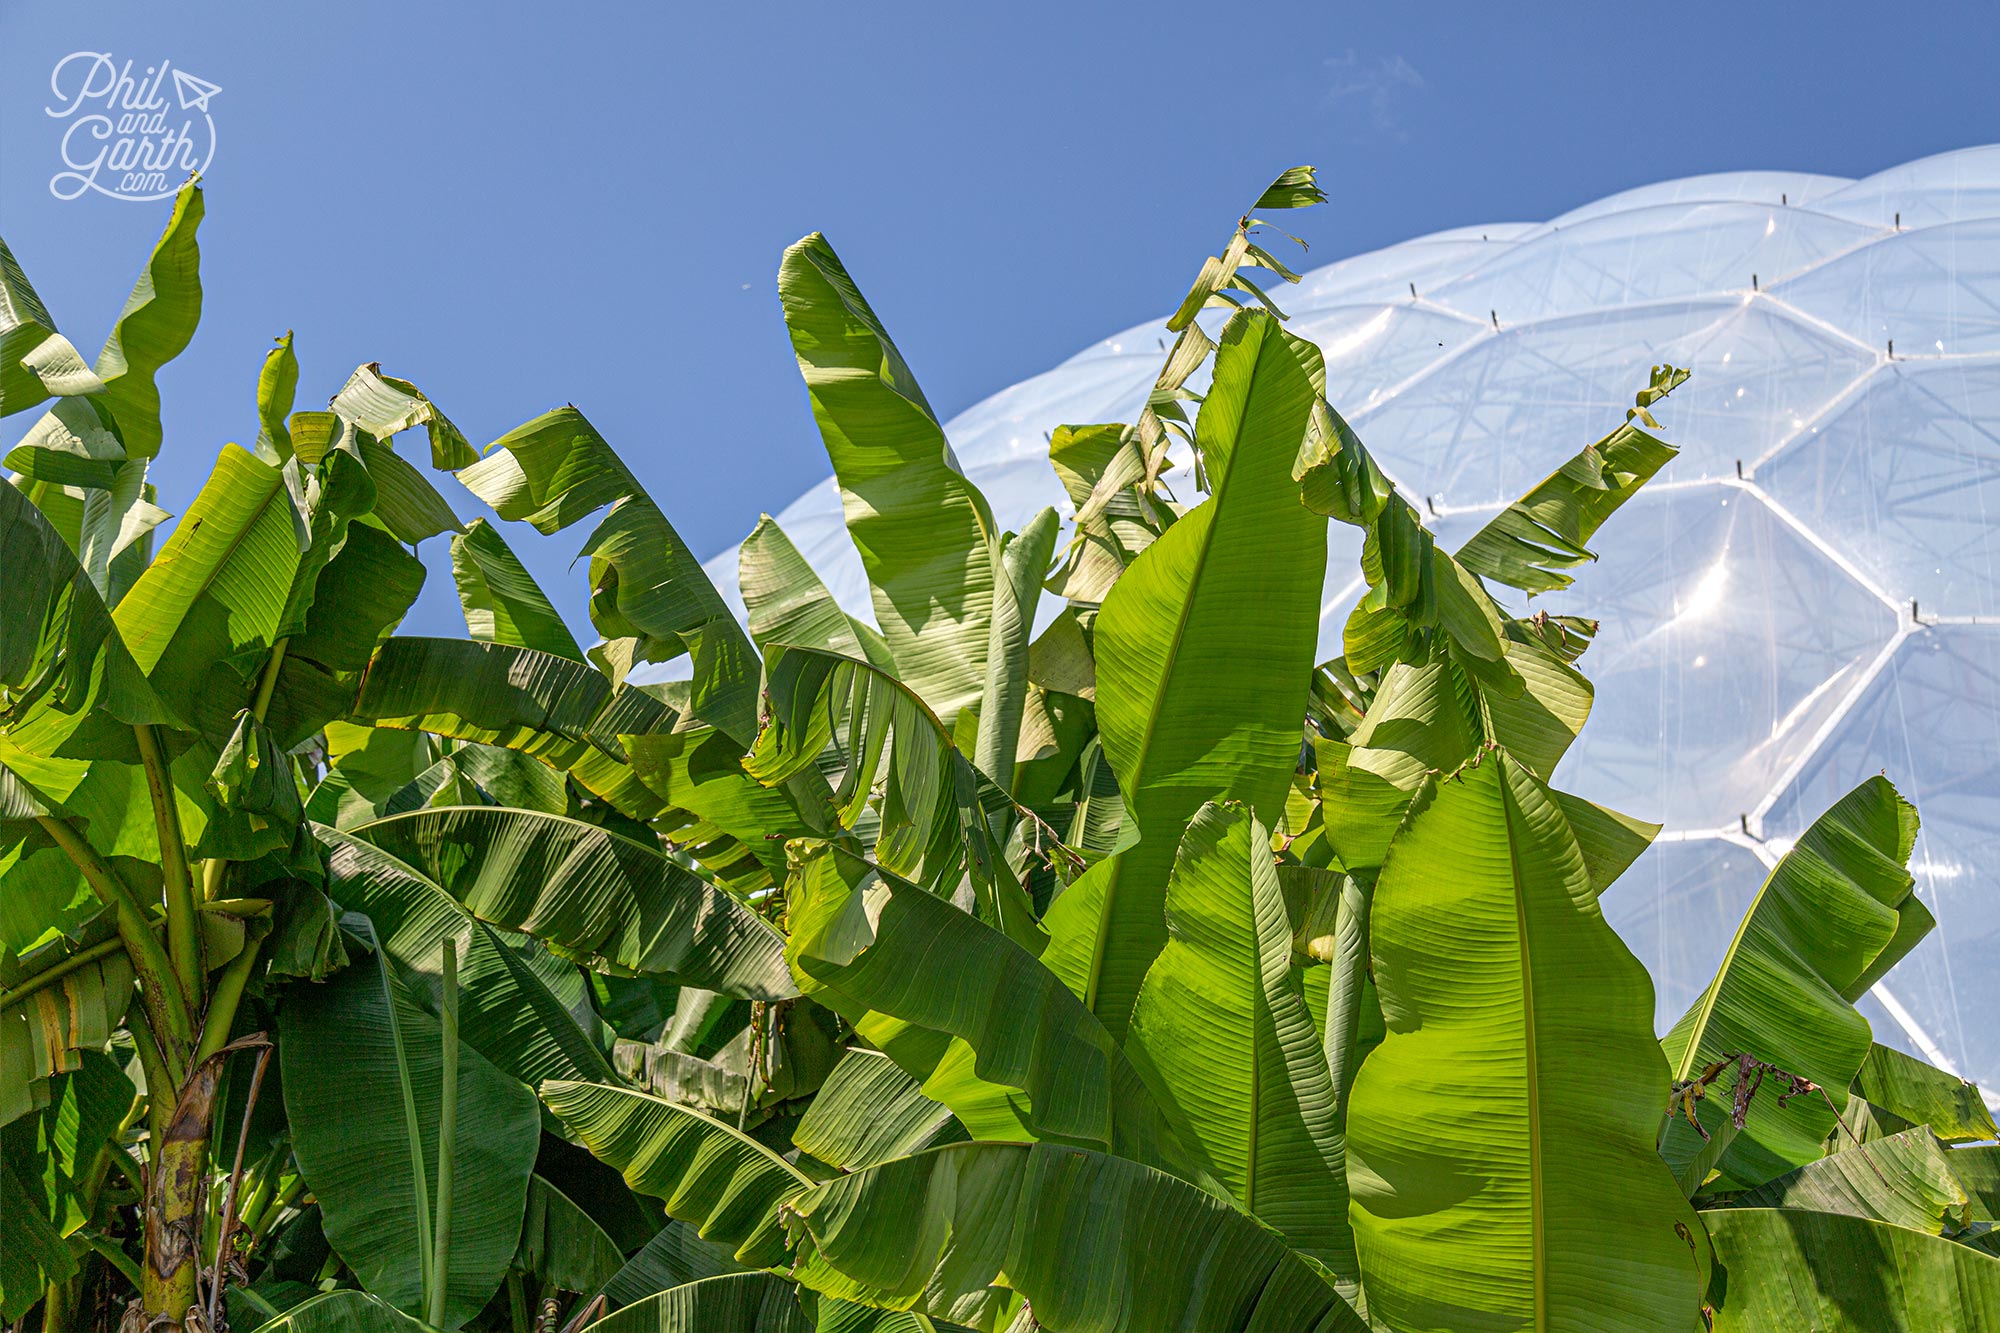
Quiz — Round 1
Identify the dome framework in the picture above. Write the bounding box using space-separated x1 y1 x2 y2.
725 146 2000 1098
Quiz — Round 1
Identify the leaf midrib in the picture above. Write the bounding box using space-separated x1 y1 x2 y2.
1501 769 1546 1332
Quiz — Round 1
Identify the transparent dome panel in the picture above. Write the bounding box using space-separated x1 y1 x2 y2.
1599 836 1771 1033
1763 626 2000 1089
1549 171 1853 227
1811 145 2000 229
1292 304 1481 413
1291 234 1524 309
1347 300 1873 506
1528 486 1897 831
1759 359 2000 616
1774 219 2000 356
1428 203 1873 324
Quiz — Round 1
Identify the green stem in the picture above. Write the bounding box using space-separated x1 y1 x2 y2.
0 901 264 1014
193 924 268 1067
128 1008 175 1146
507 1270 532 1333
251 638 289 722
35 815 192 1063
244 1174 304 1252
428 939 460 1330
134 723 203 1017
202 857 229 903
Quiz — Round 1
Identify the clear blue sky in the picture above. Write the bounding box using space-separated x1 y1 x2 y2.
4 0 1993 641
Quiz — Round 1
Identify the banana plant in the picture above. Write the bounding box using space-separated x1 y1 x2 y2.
9 162 1995 1333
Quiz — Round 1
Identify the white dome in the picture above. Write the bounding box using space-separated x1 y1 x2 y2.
718 146 2000 1094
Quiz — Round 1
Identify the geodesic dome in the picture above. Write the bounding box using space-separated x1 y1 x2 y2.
717 145 2000 1096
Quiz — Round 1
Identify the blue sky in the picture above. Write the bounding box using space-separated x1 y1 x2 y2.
3 0 1993 642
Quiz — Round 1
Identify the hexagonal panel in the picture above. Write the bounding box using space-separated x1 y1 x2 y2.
1348 299 1875 505
1809 145 2000 230
1598 836 1770 1033
1429 202 1872 324
1774 218 2000 356
1759 359 2000 616
1288 304 1479 412
1763 626 2000 1089
1526 485 1898 831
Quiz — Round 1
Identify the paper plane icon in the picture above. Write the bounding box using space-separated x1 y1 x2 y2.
172 69 222 112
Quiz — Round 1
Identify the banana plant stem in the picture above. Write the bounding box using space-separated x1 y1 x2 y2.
133 723 203 1016
251 638 289 722
128 1009 177 1145
35 814 192 1065
193 924 269 1067
427 939 461 1330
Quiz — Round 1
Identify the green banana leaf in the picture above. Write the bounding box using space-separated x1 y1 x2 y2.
1452 369 1685 596
1852 1042 1998 1144
784 843 1186 1176
354 434 463 544
0 475 175 782
264 481 429 751
596 1221 743 1309
1042 308 1327 1040
1726 1127 1969 1233
785 1141 1365 1333
777 233 997 721
345 806 795 999
736 515 885 666
0 1051 133 1315
581 1274 811 1333
255 331 298 461
449 518 584 660
539 1079 810 1267
1124 801 1352 1283
791 1048 964 1172
746 646 1041 941
514 1174 625 1295
0 936 137 1127
235 1290 430 1333
316 825 613 1086
352 638 675 819
623 724 827 886
455 407 759 745
109 442 302 737
1347 749 1706 1333
973 507 1058 790
1661 776 1928 1193
1704 1207 2000 1330
281 918 540 1329
0 235 101 417
329 363 476 472
1043 422 1172 607
84 180 204 460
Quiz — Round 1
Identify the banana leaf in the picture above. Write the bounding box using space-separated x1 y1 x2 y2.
1123 801 1352 1283
1347 749 1706 1333
456 407 759 745
281 918 540 1329
539 1079 811 1268
777 233 997 722
1661 777 1928 1193
785 1141 1365 1333
1042 309 1327 1040
1704 1207 2000 1330
345 806 795 1000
